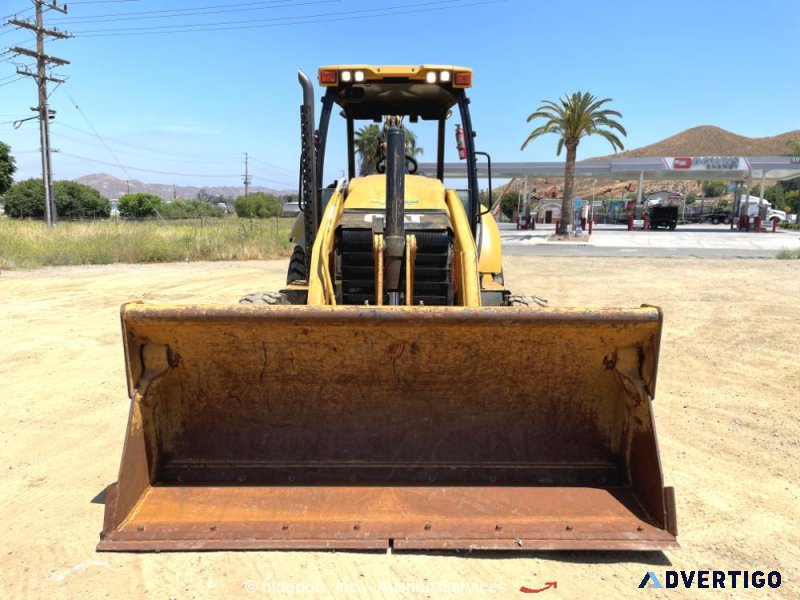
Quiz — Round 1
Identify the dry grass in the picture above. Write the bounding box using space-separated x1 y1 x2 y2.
0 218 294 269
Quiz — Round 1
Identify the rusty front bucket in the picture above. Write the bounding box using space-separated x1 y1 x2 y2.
98 303 677 551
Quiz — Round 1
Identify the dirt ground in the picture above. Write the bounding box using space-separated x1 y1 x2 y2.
1 257 798 599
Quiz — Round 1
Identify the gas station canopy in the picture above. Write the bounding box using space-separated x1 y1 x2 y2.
420 156 800 181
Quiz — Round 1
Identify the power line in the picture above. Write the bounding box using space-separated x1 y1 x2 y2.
53 130 246 166
71 0 458 32
54 97 169 219
51 0 323 24
252 175 297 188
56 151 246 178
250 155 293 172
75 0 141 3
70 0 505 36
13 118 295 175
0 115 27 125
0 6 34 23
51 121 279 163
58 93 294 186
62 90 136 183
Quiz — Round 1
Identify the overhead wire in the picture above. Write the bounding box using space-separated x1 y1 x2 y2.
56 152 294 187
51 0 327 24
52 122 291 170
51 95 295 189
53 121 231 157
248 156 294 173
53 130 251 166
56 151 244 178
60 90 168 220
69 0 505 36
72 0 460 31
252 174 295 188
69 1 144 4
0 75 24 87
0 6 34 23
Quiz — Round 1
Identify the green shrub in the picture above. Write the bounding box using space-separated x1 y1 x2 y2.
234 192 280 218
702 180 726 198
776 248 800 259
160 198 224 219
3 179 44 217
3 179 110 218
0 140 15 196
118 193 163 218
497 193 519 220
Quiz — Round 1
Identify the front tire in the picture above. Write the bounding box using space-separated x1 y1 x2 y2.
287 245 306 284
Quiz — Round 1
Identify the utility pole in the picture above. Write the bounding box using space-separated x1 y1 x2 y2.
8 1 71 227
242 152 252 197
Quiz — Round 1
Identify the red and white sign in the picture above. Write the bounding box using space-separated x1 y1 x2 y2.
666 156 748 171
673 157 692 169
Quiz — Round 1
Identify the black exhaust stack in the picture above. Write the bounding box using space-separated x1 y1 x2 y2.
383 121 406 305
298 70 319 275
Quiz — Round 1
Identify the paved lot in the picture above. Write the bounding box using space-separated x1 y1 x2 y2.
500 223 800 258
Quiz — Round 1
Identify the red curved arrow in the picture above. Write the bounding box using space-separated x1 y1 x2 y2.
520 581 557 593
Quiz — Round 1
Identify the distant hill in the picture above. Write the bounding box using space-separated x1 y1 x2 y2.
590 125 800 159
74 173 293 201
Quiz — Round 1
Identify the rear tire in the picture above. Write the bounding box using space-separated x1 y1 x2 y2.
239 291 290 305
507 293 549 307
287 245 306 284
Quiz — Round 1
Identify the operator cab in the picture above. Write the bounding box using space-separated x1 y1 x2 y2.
314 65 481 234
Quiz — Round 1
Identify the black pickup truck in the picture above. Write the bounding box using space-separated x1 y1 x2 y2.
649 206 678 230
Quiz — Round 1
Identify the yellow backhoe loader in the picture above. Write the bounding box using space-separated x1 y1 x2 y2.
99 65 677 551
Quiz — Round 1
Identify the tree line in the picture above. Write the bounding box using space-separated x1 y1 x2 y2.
2 183 289 220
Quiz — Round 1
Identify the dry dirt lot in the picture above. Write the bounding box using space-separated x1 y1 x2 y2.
1 257 798 599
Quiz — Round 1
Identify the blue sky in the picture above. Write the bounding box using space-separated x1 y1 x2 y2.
1 0 798 190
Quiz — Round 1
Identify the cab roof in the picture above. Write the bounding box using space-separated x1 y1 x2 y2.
318 65 473 122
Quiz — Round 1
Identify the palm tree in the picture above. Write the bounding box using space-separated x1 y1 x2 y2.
354 124 382 176
404 128 424 160
354 123 423 177
521 92 626 235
